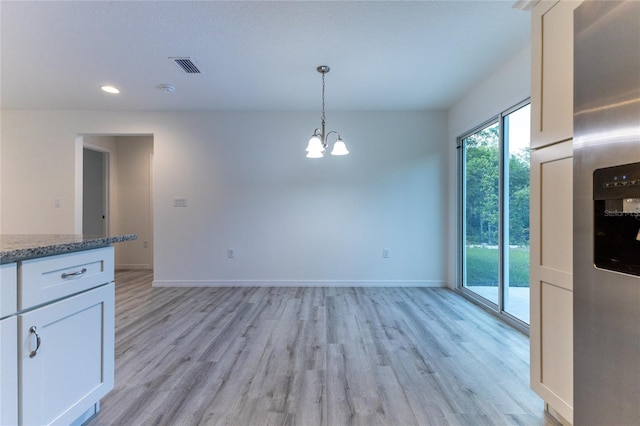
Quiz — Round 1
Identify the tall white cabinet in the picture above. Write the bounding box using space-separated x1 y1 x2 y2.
529 1 582 425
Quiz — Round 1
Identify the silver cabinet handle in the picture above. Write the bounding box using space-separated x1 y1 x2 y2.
61 268 87 279
29 326 41 358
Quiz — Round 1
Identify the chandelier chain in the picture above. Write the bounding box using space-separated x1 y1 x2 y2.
321 71 326 124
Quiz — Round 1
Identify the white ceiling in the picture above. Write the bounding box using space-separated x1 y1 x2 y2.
0 1 530 112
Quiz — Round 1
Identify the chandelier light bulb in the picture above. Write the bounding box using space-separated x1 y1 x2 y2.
306 135 324 153
306 150 324 159
331 139 349 156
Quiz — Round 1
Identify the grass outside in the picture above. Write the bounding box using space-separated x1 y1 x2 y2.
465 246 530 287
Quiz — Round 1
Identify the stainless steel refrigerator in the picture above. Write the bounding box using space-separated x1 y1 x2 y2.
574 1 640 424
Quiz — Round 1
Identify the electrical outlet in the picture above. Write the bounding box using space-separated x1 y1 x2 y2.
173 197 187 207
143 241 149 248
383 248 390 258
55 196 62 208
227 248 235 258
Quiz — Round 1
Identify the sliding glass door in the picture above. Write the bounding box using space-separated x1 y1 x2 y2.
459 101 530 325
503 104 530 323
460 121 500 305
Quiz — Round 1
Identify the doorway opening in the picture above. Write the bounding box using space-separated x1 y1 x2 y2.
457 101 531 328
77 134 154 270
83 147 108 237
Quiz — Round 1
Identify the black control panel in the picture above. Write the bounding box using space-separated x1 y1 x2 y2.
594 161 640 276
594 162 640 200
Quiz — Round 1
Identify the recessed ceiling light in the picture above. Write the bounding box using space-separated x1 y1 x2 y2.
101 85 120 94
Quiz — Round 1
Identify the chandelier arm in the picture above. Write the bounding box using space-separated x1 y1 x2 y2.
325 130 341 143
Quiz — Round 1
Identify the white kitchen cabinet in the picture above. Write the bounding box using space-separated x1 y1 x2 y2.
1 237 127 425
1 316 18 426
18 282 114 425
530 140 574 425
0 246 116 425
530 1 581 423
1 263 18 426
531 0 583 149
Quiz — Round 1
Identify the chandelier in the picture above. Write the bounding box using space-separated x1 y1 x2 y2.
305 65 349 158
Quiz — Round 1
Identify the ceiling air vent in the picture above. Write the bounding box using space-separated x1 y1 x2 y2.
171 57 201 74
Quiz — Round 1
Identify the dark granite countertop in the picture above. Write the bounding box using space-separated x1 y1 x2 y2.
0 234 137 264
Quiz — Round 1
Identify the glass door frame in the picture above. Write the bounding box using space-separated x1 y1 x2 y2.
456 98 531 333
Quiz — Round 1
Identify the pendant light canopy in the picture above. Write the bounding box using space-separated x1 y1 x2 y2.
305 65 349 158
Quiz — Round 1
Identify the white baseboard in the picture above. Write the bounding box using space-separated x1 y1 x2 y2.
116 264 152 270
152 279 447 288
546 403 572 426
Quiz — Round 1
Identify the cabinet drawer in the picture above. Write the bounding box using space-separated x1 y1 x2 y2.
1 263 17 318
19 247 114 311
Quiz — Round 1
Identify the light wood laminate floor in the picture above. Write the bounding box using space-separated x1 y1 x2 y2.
88 270 559 426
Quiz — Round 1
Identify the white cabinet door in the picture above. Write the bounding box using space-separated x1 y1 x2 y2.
1 315 18 426
19 283 114 426
531 0 583 149
530 140 574 424
1 262 18 425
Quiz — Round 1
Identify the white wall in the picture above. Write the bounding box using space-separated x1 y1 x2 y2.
1 111 80 233
113 136 153 270
446 45 531 289
0 109 448 286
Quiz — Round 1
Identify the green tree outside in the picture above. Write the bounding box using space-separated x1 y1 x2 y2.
464 122 530 287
